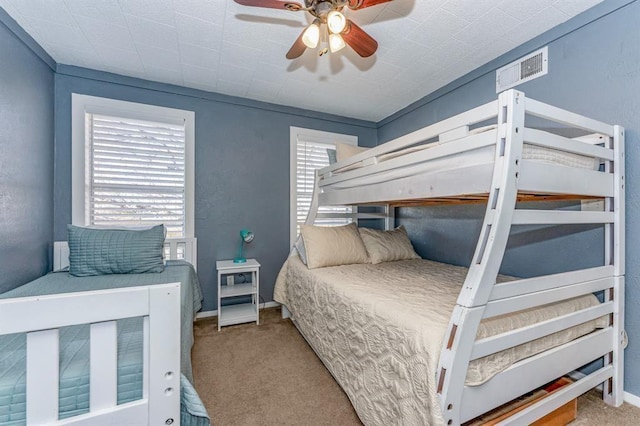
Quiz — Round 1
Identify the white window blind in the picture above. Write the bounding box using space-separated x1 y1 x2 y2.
295 138 351 237
87 113 186 237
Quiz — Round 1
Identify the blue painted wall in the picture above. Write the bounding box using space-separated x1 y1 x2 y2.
53 68 377 311
0 14 54 293
377 1 640 395
2 0 639 397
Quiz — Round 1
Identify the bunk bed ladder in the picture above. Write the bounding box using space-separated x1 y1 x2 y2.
437 89 526 426
437 91 626 424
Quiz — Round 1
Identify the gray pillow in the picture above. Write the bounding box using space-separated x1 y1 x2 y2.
68 224 166 276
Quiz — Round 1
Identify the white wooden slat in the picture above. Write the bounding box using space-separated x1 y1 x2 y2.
26 329 59 425
315 212 385 219
460 329 613 422
436 305 486 397
440 126 470 143
323 100 499 172
490 266 614 300
143 316 150 399
524 97 614 136
503 366 613 425
320 131 496 187
613 125 625 276
52 400 149 425
0 286 150 335
484 278 612 319
523 128 614 160
54 241 70 270
320 163 494 206
90 321 118 411
471 302 613 360
573 133 608 145
603 138 614 404
604 276 625 406
512 209 614 225
518 160 614 197
148 283 181 426
304 170 321 227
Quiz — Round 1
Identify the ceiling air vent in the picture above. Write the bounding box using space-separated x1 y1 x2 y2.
496 46 548 93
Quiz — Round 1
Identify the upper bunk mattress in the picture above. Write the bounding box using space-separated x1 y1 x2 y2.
274 256 605 425
0 260 203 425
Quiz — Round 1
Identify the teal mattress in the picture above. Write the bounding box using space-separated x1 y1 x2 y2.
0 260 206 425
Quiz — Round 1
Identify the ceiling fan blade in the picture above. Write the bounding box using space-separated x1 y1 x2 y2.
341 20 378 57
234 0 303 11
347 0 393 10
286 29 307 59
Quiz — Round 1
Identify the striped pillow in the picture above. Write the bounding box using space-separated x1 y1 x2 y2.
68 224 165 276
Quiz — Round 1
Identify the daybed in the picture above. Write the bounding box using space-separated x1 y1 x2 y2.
0 234 208 426
275 89 625 425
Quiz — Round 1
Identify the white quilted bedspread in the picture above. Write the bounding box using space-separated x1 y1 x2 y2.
274 256 605 426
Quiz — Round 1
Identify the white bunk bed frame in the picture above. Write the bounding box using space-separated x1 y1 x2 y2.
303 90 625 425
0 237 197 426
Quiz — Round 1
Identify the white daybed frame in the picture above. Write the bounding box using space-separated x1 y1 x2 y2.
299 90 625 425
0 237 197 426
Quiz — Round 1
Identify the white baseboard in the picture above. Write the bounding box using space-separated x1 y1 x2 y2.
195 310 217 319
624 391 640 407
195 301 280 320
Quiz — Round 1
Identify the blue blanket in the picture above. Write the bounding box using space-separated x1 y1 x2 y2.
0 261 209 425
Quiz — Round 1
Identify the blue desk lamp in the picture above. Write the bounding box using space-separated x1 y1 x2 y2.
234 229 254 263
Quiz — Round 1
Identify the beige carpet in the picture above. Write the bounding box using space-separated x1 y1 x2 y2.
192 307 639 425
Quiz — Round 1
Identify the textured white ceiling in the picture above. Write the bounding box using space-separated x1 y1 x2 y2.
0 0 602 122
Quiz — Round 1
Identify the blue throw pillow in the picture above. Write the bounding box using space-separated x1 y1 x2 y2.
68 224 166 276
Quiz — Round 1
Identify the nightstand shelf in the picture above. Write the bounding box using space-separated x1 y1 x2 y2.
216 259 260 331
219 304 257 327
220 283 257 298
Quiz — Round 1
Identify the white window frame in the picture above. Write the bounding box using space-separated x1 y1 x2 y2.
71 94 195 237
290 126 358 246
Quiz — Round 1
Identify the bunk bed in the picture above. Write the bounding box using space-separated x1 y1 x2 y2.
0 235 208 426
274 90 625 425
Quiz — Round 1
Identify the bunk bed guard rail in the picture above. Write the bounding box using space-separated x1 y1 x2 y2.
0 283 181 426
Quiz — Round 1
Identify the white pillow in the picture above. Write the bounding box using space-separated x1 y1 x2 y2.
358 226 420 264
300 223 369 269
335 142 369 162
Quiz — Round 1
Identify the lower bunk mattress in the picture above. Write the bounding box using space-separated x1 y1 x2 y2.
274 256 606 425
0 260 205 425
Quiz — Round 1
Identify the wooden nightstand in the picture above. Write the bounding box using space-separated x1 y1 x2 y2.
216 259 260 331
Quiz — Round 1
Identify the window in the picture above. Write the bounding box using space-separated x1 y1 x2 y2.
72 95 194 238
290 127 357 245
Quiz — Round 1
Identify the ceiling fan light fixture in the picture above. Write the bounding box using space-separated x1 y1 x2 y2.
327 10 346 34
329 33 346 53
302 19 321 48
